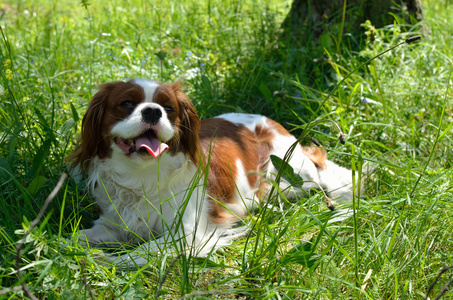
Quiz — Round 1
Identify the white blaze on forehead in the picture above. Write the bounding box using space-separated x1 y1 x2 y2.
133 79 160 103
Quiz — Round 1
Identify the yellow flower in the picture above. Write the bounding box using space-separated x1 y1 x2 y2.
5 69 13 80
4 59 11 69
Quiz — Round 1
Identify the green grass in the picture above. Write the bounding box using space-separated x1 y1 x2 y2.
1 0 452 299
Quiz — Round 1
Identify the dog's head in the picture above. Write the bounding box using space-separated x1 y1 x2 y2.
70 79 200 171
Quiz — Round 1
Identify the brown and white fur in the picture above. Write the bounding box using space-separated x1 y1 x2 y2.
69 79 357 267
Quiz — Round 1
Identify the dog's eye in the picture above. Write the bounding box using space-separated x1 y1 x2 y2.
120 101 135 110
163 106 175 113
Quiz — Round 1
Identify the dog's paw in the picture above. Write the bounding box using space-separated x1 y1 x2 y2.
90 250 115 267
109 252 150 270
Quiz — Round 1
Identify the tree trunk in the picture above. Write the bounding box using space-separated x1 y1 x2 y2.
282 0 423 46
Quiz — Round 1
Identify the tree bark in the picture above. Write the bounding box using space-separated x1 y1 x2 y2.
282 0 423 46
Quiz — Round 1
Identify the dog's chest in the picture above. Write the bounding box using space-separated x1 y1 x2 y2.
94 182 182 238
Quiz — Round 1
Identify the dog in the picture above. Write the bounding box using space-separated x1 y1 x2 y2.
68 79 358 267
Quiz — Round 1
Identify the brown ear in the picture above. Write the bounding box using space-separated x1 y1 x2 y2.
67 82 117 172
171 82 201 165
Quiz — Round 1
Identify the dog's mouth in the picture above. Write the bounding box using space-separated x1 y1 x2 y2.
114 129 169 158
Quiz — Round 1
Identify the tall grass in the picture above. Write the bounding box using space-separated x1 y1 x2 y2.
1 0 452 299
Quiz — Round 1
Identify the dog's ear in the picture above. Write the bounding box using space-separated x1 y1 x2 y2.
170 81 201 165
67 82 117 172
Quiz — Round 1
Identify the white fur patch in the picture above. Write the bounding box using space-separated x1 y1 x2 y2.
133 79 160 103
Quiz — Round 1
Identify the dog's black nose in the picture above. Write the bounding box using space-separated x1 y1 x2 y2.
141 107 162 125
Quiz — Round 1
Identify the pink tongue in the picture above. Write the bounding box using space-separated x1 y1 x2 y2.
136 131 169 158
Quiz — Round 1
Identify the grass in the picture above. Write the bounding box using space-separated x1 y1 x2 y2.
1 0 452 299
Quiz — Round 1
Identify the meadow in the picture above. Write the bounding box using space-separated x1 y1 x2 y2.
0 0 452 299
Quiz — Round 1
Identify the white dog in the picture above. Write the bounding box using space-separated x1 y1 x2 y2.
69 79 357 267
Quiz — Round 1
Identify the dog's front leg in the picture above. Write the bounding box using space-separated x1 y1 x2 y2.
73 218 126 248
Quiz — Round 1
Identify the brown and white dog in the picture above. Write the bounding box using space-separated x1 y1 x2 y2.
69 79 357 267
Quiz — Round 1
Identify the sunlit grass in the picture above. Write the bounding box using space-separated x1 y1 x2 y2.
1 0 452 299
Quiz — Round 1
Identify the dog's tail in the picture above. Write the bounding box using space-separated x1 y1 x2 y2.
301 145 374 202
301 146 327 170
317 160 375 202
